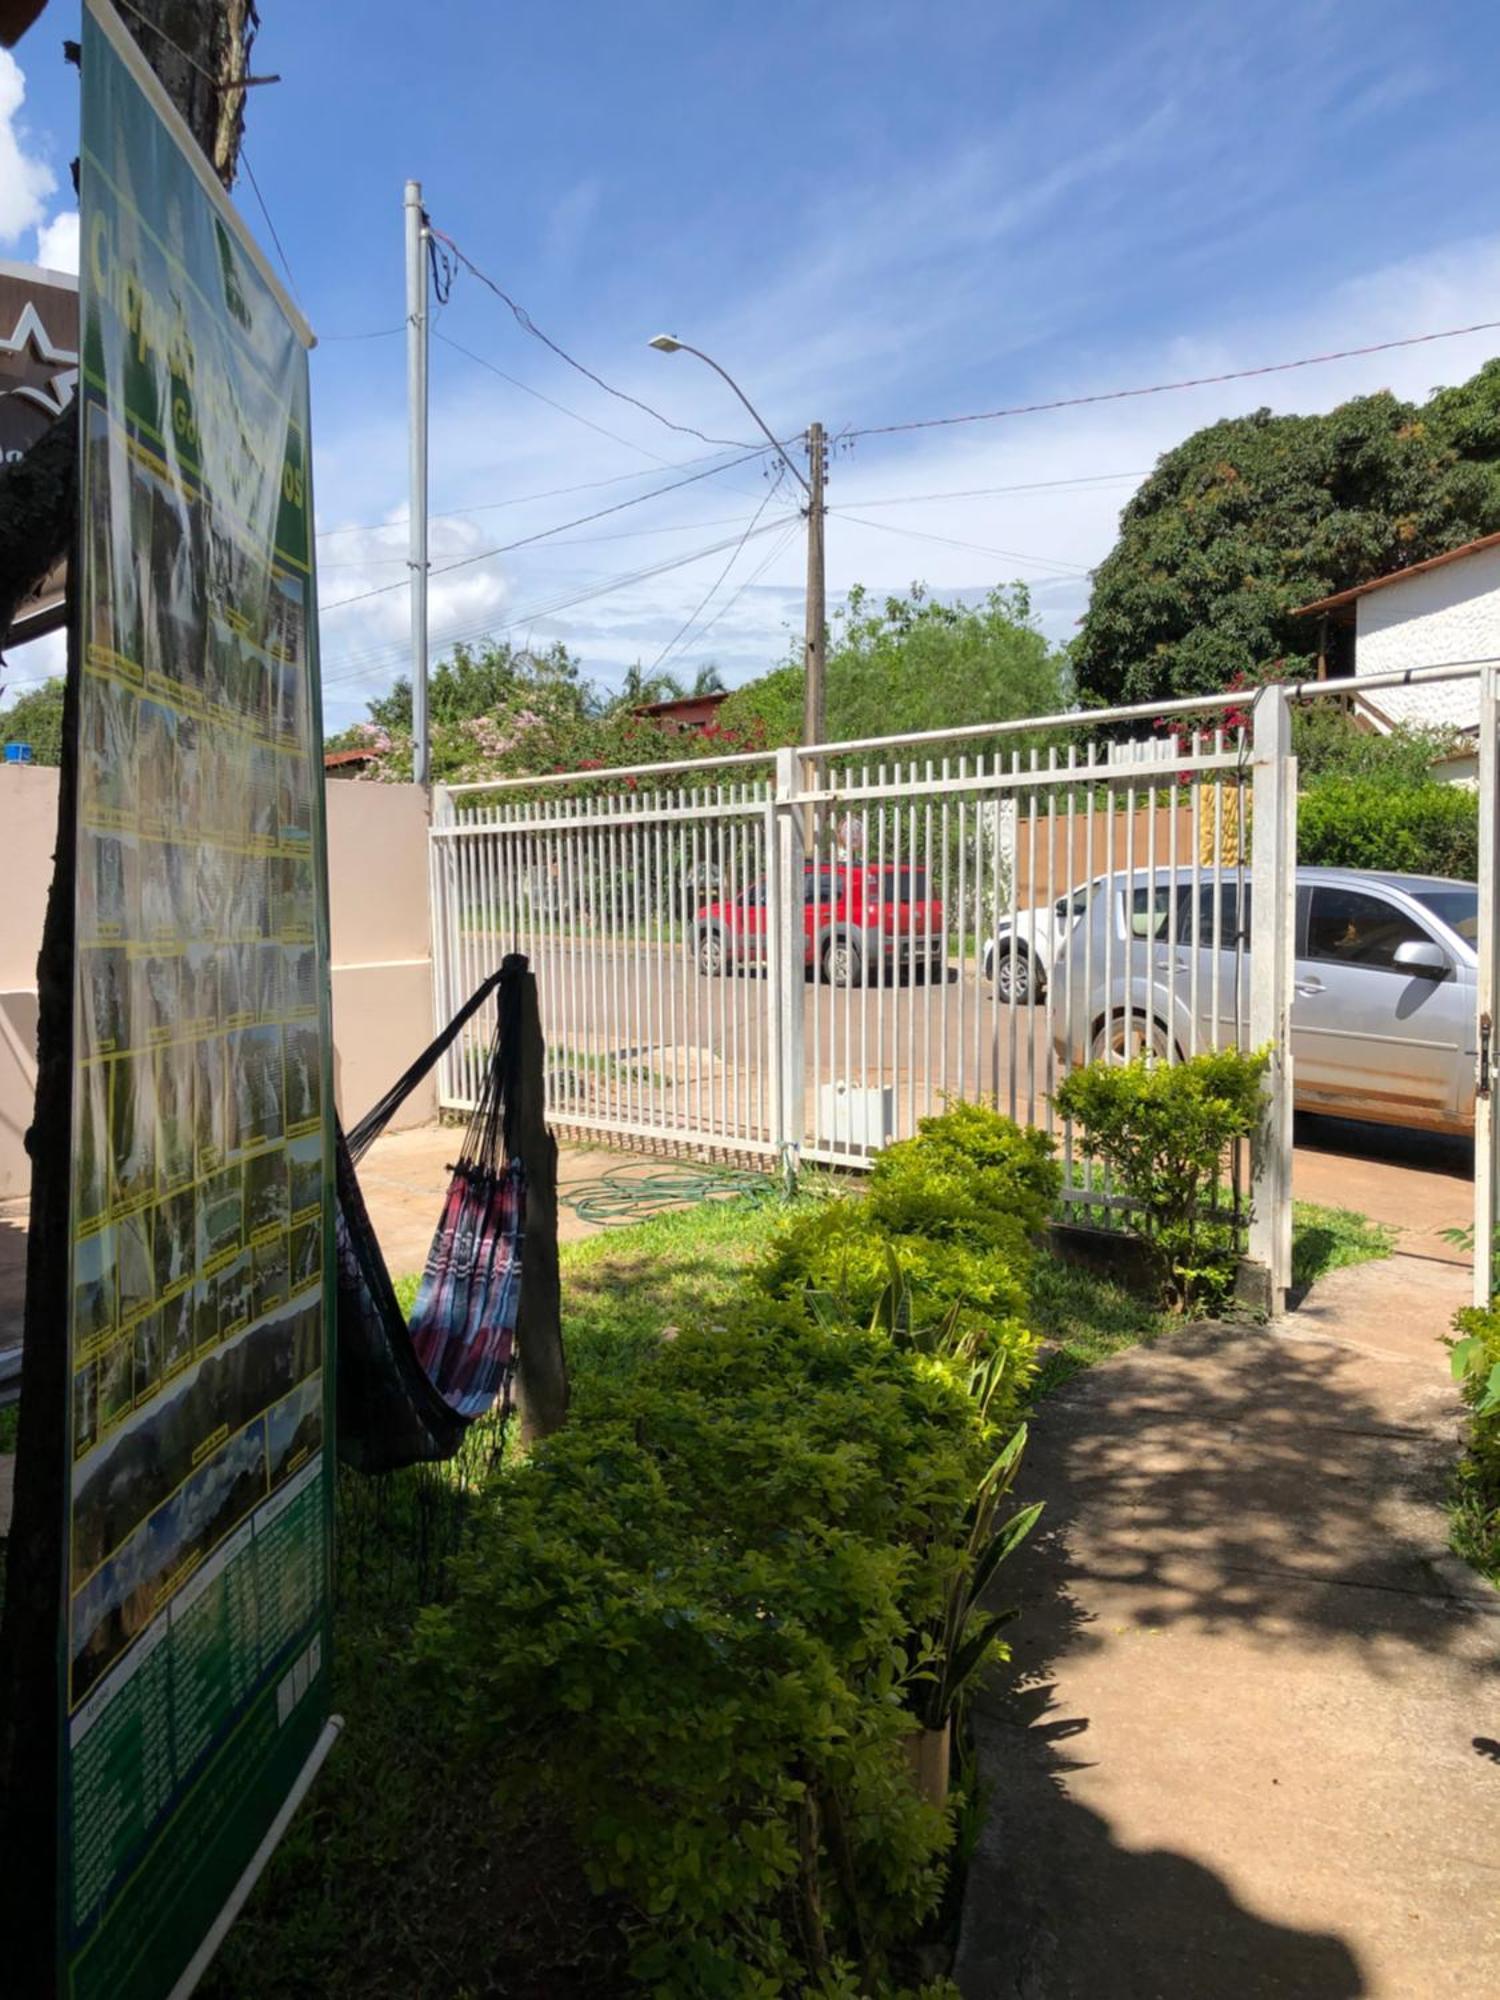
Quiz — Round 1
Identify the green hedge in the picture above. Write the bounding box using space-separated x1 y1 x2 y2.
411 1103 1056 1994
1448 1303 1500 1582
755 1105 1060 1424
416 1306 987 1996
1298 775 1477 879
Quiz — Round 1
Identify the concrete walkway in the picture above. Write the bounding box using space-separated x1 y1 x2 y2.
956 1254 1500 1998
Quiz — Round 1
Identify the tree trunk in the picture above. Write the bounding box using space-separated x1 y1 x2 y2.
0 508 78 1994
508 959 569 1443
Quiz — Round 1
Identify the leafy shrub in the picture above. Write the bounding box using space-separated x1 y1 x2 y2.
1053 1047 1269 1311
871 1102 1061 1240
757 1104 1058 1419
1298 775 1477 879
1291 706 1462 787
414 1305 1004 1994
1447 1303 1500 1582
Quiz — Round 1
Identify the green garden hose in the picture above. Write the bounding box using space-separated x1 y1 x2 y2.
560 1163 774 1227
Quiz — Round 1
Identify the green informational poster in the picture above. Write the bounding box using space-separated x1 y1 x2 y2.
63 6 336 1994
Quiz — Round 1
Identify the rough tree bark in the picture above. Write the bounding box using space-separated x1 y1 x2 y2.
0 7 259 1985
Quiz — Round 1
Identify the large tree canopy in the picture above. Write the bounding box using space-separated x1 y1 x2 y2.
1073 357 1500 709
720 583 1068 747
0 676 64 765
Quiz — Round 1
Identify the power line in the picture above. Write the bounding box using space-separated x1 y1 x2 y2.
649 471 789 673
847 317 1500 439
835 470 1148 508
239 147 300 305
659 518 803 665
319 448 774 612
427 222 767 452
831 510 1091 576
435 328 681 464
319 325 405 343
314 449 752 544
320 518 794 690
318 505 800 568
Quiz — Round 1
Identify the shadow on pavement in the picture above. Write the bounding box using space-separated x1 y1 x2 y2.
960 1669 1366 1999
955 1318 1497 1996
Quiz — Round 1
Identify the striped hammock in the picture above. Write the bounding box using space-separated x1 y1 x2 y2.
334 956 528 1473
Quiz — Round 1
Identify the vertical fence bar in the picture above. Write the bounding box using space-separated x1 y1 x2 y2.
1248 685 1295 1309
1042 747 1058 1135
1475 663 1500 1306
774 748 803 1171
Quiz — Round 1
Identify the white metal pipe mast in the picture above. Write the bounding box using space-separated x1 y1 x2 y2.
405 179 431 787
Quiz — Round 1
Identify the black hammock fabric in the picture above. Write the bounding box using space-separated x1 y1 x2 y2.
334 955 528 1474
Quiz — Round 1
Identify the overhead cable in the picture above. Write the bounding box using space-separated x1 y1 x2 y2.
845 317 1500 438
649 470 789 672
320 448 775 612
831 511 1090 576
319 516 795 688
427 222 768 452
314 451 752 543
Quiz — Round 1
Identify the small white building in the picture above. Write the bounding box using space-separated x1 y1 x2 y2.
1294 530 1500 784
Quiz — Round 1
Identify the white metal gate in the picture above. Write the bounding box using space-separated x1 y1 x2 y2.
431 687 1300 1297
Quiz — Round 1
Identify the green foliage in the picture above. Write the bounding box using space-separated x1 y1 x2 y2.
413 1306 995 1993
720 585 1069 750
1446 1302 1500 1585
368 637 586 732
911 1424 1041 1731
1054 1047 1269 1311
1074 359 1500 707
1297 775 1477 878
718 660 806 746
1289 1203 1397 1291
0 675 65 765
1290 706 1461 787
345 634 767 786
871 1102 1062 1240
758 1105 1059 1414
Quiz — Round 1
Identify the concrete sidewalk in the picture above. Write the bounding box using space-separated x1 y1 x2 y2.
956 1254 1500 1999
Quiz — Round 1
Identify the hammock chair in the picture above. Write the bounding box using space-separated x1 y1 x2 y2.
335 954 528 1474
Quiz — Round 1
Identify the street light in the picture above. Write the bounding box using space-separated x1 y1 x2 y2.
648 334 826 751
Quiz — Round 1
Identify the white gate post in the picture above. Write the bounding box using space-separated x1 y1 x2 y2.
1473 664 1500 1307
774 747 806 1183
427 784 458 1108
1248 686 1295 1309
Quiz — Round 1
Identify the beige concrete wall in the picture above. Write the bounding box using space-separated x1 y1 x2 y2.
0 767 58 1198
0 774 435 1198
324 781 435 1132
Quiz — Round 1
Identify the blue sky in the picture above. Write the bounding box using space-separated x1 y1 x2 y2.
5 0 1500 728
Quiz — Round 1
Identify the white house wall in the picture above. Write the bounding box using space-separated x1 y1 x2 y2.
1353 544 1500 734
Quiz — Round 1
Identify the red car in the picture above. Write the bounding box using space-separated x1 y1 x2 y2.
696 863 946 986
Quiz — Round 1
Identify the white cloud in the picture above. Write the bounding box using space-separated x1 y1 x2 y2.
0 50 56 245
35 208 79 275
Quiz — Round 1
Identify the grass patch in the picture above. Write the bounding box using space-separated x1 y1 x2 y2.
1290 1201 1397 1291
204 1178 1396 1994
1028 1256 1167 1396
0 1402 17 1453
1448 1480 1500 1588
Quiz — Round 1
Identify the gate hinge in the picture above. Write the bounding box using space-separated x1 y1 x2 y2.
1481 1012 1493 1100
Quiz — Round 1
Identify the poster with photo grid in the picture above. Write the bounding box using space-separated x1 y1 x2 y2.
62 8 335 1996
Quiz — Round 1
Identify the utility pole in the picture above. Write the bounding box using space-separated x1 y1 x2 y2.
405 179 430 786
802 420 827 749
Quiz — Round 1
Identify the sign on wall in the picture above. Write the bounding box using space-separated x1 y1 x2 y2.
63 5 336 1995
